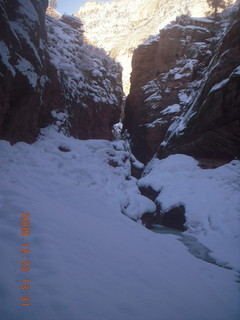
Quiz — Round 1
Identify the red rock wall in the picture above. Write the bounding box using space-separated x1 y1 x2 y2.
0 0 123 144
160 12 240 160
124 6 240 163
0 0 49 143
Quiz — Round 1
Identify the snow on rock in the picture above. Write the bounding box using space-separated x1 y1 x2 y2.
0 0 123 143
76 0 223 94
123 193 156 220
0 40 16 76
0 129 240 320
46 15 123 140
161 104 181 115
124 12 218 163
231 65 240 76
124 3 240 162
139 154 240 270
210 78 229 92
0 0 49 143
15 57 38 88
46 15 123 106
145 118 168 128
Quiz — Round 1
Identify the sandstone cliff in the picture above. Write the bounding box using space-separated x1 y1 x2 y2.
0 0 49 143
124 2 240 163
0 0 123 144
77 0 235 94
46 14 123 140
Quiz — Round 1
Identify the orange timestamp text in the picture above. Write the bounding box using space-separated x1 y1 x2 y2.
19 212 31 306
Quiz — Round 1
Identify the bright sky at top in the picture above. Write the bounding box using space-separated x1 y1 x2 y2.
56 0 109 14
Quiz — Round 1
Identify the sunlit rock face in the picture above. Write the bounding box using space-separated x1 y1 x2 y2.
76 0 234 94
124 3 240 163
46 6 61 19
0 0 123 143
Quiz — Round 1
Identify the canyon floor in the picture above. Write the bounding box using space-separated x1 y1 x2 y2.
0 126 239 320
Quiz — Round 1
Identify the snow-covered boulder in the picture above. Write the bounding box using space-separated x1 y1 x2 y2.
138 154 240 268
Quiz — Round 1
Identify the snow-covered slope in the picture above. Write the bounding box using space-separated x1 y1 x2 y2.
0 127 239 320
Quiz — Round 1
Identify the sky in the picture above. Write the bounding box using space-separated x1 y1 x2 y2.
56 0 109 14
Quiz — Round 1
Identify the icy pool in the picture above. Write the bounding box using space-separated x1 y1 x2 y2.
151 225 233 270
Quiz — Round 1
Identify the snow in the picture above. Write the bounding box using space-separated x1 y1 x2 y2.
15 57 38 87
10 21 42 67
46 16 122 106
124 193 156 220
144 91 162 103
112 122 123 139
178 91 190 103
142 34 160 46
210 78 229 92
161 15 234 143
17 0 39 24
60 14 83 28
165 24 210 35
139 154 240 271
51 110 68 122
192 17 214 24
145 118 168 128
0 40 16 76
0 128 240 320
174 72 190 80
185 25 210 33
232 65 240 76
161 104 181 115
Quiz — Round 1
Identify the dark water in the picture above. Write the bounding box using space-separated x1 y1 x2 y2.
151 225 233 270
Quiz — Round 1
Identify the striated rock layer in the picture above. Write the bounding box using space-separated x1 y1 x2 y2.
77 0 235 94
124 2 240 163
0 0 123 144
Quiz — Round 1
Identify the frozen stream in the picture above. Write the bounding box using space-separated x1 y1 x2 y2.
151 225 233 270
